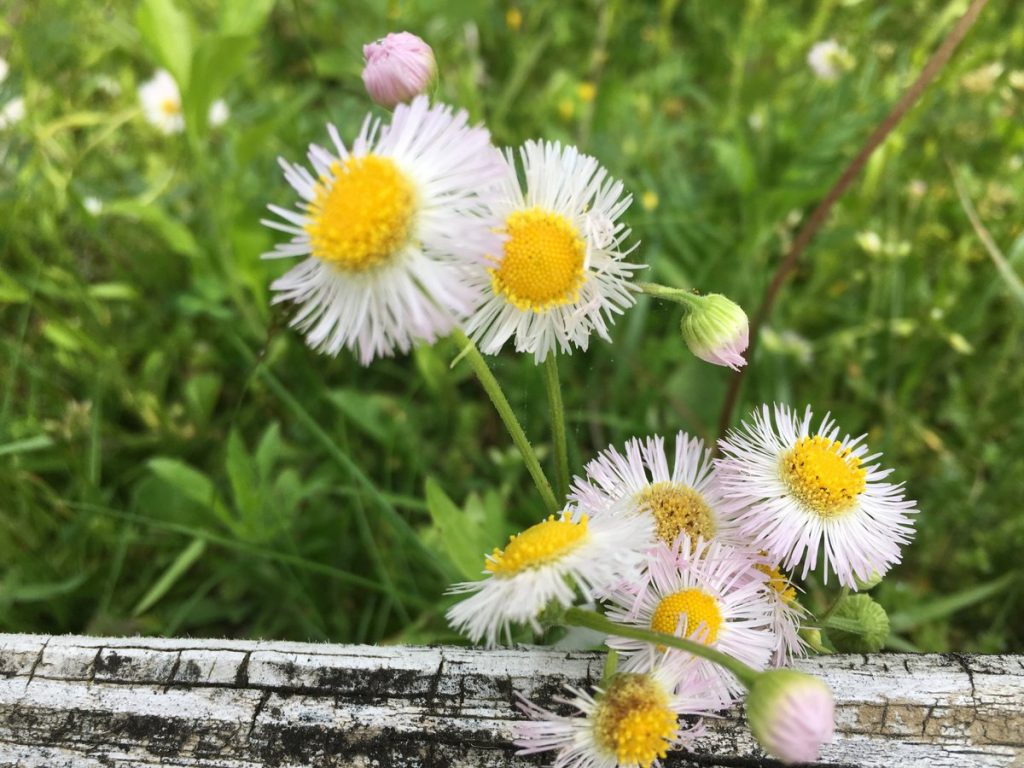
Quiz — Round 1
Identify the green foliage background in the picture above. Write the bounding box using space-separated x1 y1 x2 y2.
1 0 1022 651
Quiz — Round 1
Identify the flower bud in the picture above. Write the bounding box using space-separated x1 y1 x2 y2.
746 669 835 764
679 293 749 370
362 32 436 109
830 594 890 652
853 570 885 592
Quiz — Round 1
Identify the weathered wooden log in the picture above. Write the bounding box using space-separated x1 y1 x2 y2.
0 634 1020 767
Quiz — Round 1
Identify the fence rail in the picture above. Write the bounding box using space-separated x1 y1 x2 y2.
0 634 1021 767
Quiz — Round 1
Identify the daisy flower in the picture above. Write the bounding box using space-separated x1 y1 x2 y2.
0 96 25 130
715 404 917 588
261 96 503 364
751 558 807 667
463 140 643 362
138 69 184 134
446 509 653 647
570 432 742 548
604 536 775 702
806 40 854 81
515 658 722 768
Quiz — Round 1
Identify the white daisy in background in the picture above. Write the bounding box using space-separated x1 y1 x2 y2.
570 431 743 548
515 658 723 768
0 96 24 129
715 404 917 588
463 140 643 362
262 96 504 364
83 196 104 216
605 536 775 702
208 99 230 128
446 508 653 647
138 69 184 134
806 40 853 81
750 557 807 667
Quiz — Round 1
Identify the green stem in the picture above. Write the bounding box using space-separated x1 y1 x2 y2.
450 329 560 514
637 282 701 309
818 586 850 622
543 354 570 501
600 648 619 686
564 607 760 688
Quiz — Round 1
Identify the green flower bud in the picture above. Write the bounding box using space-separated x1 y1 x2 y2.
830 594 890 652
679 293 749 370
853 570 885 591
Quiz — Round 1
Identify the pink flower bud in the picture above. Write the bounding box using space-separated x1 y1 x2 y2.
362 32 436 109
746 670 835 764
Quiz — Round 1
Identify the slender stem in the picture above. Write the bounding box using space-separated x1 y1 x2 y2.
450 329 560 514
715 0 991 441
818 586 850 623
637 282 700 308
564 607 760 688
543 355 570 501
600 649 619 686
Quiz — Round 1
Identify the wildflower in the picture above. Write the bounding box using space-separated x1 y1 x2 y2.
446 508 653 647
83 197 103 216
208 99 230 128
261 96 503 364
855 230 882 255
138 69 184 134
515 659 721 768
0 96 24 129
570 432 742 548
750 558 808 666
679 293 749 370
716 404 917 587
746 670 834 764
604 536 775 701
463 140 643 362
362 32 436 109
806 40 853 81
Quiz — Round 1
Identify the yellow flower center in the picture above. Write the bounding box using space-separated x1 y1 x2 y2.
160 98 180 116
593 674 677 767
485 513 589 577
650 588 722 644
781 435 866 518
636 482 716 545
489 207 587 311
304 154 417 272
756 562 797 604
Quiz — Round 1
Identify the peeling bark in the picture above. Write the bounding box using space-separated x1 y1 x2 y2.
0 634 1020 767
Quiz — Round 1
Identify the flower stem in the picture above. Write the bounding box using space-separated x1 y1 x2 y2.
637 282 700 309
450 329 560 514
543 354 570 500
563 607 761 688
818 586 850 622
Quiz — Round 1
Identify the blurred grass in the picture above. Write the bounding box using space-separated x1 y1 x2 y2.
1 0 1022 651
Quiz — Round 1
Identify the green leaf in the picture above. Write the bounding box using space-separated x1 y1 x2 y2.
888 573 1017 633
424 477 487 581
183 35 253 139
183 372 222 427
710 138 756 194
2 573 88 603
132 537 207 616
225 430 260 519
0 435 54 457
220 0 277 36
136 0 193 85
104 200 200 259
255 423 284 479
147 458 235 531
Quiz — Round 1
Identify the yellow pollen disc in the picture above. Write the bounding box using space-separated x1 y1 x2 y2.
485 513 589 577
489 207 587 311
160 98 180 116
650 588 723 645
781 435 867 518
756 562 797 604
304 155 417 272
593 674 676 767
637 482 716 545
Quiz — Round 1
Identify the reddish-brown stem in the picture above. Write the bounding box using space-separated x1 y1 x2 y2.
716 0 990 441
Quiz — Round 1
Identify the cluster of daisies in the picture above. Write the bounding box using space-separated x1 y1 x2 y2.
447 406 916 766
254 31 917 767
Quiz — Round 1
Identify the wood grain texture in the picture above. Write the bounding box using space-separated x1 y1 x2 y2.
0 634 1020 767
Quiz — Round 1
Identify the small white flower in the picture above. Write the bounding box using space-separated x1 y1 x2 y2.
138 69 184 134
208 99 230 128
446 508 654 647
261 96 504 364
715 404 917 588
463 140 644 362
83 197 103 216
604 536 776 702
570 431 745 549
515 658 722 768
0 96 25 129
0 57 9 85
807 40 853 81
